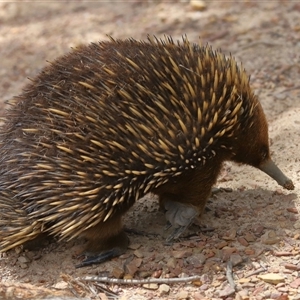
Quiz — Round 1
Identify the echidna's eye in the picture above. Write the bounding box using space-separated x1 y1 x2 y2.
260 145 269 161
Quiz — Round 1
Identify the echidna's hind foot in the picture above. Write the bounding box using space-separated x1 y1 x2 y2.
163 199 199 242
75 246 126 268
77 215 129 268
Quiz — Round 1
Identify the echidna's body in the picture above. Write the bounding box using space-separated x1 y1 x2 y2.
0 37 294 264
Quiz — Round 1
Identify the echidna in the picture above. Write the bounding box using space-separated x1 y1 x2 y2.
0 36 294 267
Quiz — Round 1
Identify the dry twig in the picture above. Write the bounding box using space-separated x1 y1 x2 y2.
80 275 201 285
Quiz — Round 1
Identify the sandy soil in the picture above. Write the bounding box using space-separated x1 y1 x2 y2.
0 1 300 299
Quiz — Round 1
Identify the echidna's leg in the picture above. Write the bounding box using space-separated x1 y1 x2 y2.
76 213 128 268
156 166 221 242
160 195 202 242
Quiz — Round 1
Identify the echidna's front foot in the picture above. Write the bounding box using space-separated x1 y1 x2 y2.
76 247 126 268
165 221 193 242
163 199 199 242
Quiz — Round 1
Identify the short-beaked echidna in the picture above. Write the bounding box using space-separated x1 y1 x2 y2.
0 36 294 266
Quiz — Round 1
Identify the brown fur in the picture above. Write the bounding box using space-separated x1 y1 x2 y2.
82 213 129 254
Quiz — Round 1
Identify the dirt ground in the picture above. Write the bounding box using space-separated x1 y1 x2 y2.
0 1 300 299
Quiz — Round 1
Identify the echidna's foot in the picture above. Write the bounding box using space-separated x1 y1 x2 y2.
163 199 199 242
75 247 126 268
165 221 193 243
76 228 129 268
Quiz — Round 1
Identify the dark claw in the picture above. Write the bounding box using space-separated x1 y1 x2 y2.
164 221 173 231
165 220 195 243
75 247 125 268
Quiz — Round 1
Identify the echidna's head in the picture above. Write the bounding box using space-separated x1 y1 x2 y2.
232 101 270 168
232 101 294 190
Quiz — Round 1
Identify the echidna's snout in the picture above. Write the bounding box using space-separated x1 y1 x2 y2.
258 158 294 190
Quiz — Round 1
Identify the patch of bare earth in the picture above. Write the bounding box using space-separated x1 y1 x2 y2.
0 1 300 299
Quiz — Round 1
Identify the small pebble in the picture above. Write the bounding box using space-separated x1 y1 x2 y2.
19 263 28 269
52 281 68 289
128 243 141 250
151 270 162 278
289 277 300 288
18 256 31 263
277 287 288 293
252 225 264 236
200 274 210 283
133 249 144 258
241 283 255 289
293 221 300 230
283 263 299 270
112 266 124 279
138 271 151 278
222 246 236 260
230 253 243 266
257 273 285 284
167 257 177 269
177 290 189 299
125 259 140 276
218 285 235 297
235 290 249 300
14 246 23 255
217 240 228 249
172 249 193 258
223 228 237 240
142 283 158 290
190 0 206 11
270 292 283 299
261 230 280 245
244 232 256 242
244 247 255 255
193 292 207 300
237 237 249 247
192 279 202 286
287 207 298 214
158 283 170 295
238 278 250 284
200 283 209 291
